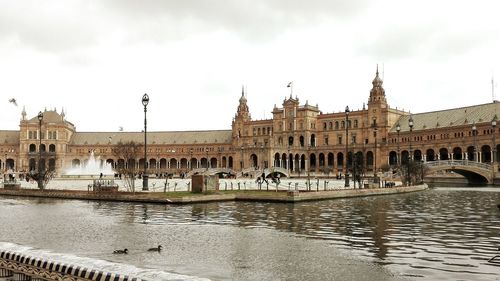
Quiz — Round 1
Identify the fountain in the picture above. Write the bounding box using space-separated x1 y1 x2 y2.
63 151 114 178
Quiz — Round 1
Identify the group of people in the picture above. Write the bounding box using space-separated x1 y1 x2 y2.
256 172 281 185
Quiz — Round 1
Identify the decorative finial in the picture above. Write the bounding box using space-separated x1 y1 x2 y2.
241 84 245 97
376 64 379 75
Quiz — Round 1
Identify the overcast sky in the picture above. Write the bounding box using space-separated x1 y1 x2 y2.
1 0 499 132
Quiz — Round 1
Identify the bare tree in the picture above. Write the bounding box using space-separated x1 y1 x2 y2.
401 160 428 186
26 155 57 189
112 141 142 192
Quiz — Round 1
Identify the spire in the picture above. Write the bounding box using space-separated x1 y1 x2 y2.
21 106 26 121
368 65 387 106
61 107 65 120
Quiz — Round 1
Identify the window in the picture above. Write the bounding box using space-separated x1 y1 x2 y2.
325 137 329 145
354 120 358 128
338 136 342 144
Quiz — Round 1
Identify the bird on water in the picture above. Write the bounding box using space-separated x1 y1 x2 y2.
113 249 128 254
148 245 162 252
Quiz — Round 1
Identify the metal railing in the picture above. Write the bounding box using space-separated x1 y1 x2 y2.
424 160 492 170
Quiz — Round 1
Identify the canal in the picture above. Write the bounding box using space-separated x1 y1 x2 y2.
0 187 499 280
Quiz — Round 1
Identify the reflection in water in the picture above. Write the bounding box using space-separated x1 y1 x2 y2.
0 188 499 280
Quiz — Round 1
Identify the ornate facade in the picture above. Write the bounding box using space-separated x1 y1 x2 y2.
1 68 499 177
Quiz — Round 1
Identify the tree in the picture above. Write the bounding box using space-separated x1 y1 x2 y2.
26 155 57 189
112 141 142 192
401 160 428 186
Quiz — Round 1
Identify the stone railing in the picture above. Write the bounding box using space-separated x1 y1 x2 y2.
424 160 492 170
0 250 143 281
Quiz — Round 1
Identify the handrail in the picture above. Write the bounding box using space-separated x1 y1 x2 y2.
424 160 492 170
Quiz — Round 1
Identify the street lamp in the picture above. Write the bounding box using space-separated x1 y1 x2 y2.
408 115 414 186
373 126 378 176
344 105 350 187
37 111 44 189
396 123 401 166
189 148 193 171
240 146 244 170
205 147 209 171
142 93 149 191
493 115 497 163
472 122 477 162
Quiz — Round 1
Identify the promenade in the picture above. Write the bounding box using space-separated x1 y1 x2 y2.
0 184 427 204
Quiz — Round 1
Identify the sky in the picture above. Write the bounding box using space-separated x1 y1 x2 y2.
1 0 499 133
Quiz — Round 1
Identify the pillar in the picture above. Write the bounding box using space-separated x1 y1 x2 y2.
0 269 13 280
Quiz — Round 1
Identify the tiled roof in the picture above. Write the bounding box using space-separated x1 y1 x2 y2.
70 130 233 145
28 110 66 124
0 131 19 145
391 102 500 132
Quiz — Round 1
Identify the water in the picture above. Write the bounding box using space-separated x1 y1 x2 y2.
63 151 114 175
0 187 499 280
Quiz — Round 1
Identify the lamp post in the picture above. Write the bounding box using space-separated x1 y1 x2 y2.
189 148 193 171
37 111 44 189
205 147 209 171
373 126 378 177
493 115 497 163
240 146 244 171
142 93 149 191
344 105 350 187
472 122 477 162
396 123 401 166
408 115 414 186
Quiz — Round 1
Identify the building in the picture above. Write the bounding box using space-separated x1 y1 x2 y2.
1 68 499 180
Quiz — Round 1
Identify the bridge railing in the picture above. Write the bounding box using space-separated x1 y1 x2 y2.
424 160 492 170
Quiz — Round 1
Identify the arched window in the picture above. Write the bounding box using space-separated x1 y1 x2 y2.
49 144 56 153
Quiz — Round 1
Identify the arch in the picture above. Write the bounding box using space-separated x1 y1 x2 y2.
222 156 227 168
106 159 114 168
426 149 436 162
250 154 258 168
294 154 300 172
190 158 197 169
228 156 233 168
466 146 475 161
127 158 136 169
299 135 305 147
160 158 167 169
337 152 344 168
29 144 36 153
170 158 178 169
401 150 409 164
274 153 281 167
138 158 146 169
180 158 188 169
310 134 316 147
39 158 46 171
29 158 36 172
439 148 449 160
282 153 287 169
389 151 397 165
414 150 422 161
6 159 15 170
300 154 306 170
366 151 374 167
117 159 125 169
40 144 46 152
481 145 491 162
149 159 157 170
327 152 334 167
288 136 294 146
49 144 56 153
72 159 81 167
335 121 339 130
310 153 317 168
288 153 294 171
452 147 462 160
48 158 56 171
210 157 217 168
318 153 325 167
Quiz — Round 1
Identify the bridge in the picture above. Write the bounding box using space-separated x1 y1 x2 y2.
423 160 497 184
186 168 236 177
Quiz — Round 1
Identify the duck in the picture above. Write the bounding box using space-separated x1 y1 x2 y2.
147 245 162 252
113 248 128 254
